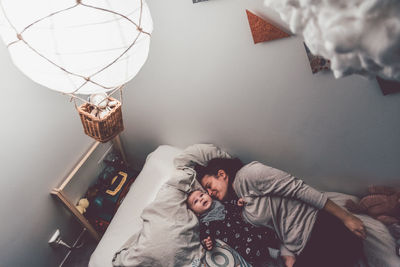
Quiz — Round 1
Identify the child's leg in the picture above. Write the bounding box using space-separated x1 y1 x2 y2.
294 210 363 267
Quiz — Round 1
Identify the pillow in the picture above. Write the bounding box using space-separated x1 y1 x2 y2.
173 143 231 170
172 143 232 193
113 144 232 267
112 184 201 267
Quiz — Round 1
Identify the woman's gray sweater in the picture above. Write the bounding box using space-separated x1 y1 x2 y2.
233 161 328 256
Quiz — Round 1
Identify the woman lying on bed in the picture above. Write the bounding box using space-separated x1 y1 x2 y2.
194 158 366 267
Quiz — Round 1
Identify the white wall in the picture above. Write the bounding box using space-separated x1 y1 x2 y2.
0 43 94 265
121 0 400 195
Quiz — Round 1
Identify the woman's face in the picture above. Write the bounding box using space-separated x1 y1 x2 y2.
200 170 229 201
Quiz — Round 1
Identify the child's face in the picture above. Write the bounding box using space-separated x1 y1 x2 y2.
187 190 212 215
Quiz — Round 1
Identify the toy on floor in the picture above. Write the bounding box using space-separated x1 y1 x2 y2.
345 185 400 256
76 198 89 214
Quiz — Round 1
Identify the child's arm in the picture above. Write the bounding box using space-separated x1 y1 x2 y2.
202 236 213 251
224 198 244 213
199 222 214 251
280 245 296 267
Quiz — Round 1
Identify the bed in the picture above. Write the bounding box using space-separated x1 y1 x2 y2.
89 145 183 267
89 144 400 267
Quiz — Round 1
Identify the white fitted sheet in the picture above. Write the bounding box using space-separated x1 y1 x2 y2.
89 145 183 267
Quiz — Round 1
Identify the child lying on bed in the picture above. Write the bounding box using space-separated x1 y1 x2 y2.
187 190 280 265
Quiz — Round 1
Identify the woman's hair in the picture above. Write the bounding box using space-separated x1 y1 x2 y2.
194 158 244 199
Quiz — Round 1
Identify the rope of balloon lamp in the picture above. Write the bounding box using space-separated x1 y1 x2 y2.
0 0 153 142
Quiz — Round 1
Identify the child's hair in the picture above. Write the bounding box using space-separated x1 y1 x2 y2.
186 189 205 204
187 190 198 202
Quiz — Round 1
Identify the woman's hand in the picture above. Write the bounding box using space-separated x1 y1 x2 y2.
203 236 213 251
324 199 366 239
281 255 296 267
344 213 367 239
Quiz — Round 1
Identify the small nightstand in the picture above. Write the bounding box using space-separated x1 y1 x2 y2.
51 135 130 241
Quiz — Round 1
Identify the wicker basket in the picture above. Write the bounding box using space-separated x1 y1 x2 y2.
77 97 124 143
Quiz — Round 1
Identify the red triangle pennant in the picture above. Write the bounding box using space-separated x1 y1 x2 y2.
376 76 400 95
246 10 290 44
304 43 331 74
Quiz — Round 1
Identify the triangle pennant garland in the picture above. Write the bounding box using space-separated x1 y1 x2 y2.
246 10 290 44
376 76 400 95
303 43 331 74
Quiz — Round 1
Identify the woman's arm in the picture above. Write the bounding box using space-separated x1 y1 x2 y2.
237 162 327 209
281 255 296 267
280 244 296 267
323 199 366 239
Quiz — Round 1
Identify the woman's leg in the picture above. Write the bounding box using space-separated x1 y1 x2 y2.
294 210 363 267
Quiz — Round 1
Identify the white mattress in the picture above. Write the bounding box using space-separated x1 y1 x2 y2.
89 145 183 267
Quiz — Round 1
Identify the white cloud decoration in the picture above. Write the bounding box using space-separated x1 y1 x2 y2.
265 0 400 81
